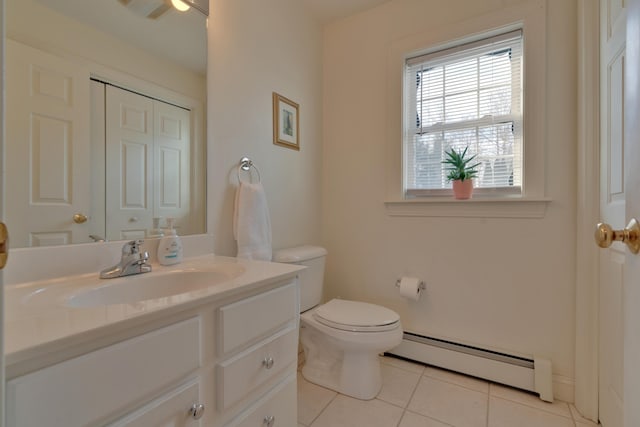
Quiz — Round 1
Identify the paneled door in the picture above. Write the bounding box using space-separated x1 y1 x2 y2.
5 40 91 247
599 0 640 425
153 99 191 235
105 85 192 240
105 85 155 241
622 1 640 425
599 1 626 426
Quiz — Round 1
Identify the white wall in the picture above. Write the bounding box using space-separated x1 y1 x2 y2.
207 0 324 256
7 0 206 101
322 0 577 399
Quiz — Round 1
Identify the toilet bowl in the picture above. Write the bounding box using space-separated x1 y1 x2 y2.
273 246 403 400
300 299 402 400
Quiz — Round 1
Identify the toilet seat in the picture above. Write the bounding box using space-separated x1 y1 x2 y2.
313 299 400 332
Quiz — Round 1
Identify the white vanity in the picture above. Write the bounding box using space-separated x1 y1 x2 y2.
4 255 303 427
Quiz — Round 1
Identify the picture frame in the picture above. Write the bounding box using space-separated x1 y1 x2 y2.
272 92 300 150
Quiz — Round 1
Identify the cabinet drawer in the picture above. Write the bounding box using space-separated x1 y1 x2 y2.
226 373 297 427
108 379 202 427
219 282 298 354
7 317 200 427
217 326 298 410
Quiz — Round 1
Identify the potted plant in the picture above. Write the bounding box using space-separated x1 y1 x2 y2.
442 147 480 200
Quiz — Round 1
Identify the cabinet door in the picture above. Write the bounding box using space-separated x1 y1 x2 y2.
219 282 298 355
7 317 200 427
108 379 202 427
217 326 298 410
227 374 297 427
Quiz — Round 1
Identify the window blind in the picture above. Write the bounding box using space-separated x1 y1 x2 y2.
404 30 523 196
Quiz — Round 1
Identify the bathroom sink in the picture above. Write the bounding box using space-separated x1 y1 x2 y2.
66 267 245 308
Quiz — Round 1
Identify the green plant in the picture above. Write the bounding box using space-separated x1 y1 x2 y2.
442 147 480 182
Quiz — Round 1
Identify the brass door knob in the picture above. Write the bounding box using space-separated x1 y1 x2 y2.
595 218 640 254
73 213 88 224
0 222 8 269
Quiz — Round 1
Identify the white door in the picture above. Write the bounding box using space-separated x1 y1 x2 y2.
153 101 191 235
106 85 192 240
599 0 640 426
599 1 626 425
622 1 640 425
105 85 154 241
5 40 91 247
1 1 6 422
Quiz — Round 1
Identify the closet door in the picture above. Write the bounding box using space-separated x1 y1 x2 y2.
105 85 154 241
154 101 191 234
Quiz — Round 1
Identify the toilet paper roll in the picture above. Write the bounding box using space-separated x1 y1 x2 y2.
399 276 422 301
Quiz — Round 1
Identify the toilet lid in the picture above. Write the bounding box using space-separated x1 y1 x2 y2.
313 299 400 332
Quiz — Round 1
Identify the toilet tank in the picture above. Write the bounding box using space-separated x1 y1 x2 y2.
273 246 327 312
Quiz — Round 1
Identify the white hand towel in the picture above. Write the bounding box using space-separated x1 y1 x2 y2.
233 181 272 261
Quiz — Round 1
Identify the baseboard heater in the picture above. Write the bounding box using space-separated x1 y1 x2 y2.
387 332 554 402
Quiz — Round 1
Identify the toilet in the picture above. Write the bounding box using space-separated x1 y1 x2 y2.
273 246 403 400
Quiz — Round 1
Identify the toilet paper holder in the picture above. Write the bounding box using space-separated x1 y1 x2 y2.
395 278 425 290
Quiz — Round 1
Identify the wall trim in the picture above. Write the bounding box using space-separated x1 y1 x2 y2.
574 0 600 422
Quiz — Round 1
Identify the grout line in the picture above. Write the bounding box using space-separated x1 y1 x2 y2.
394 366 423 427
422 365 490 395
306 388 339 427
398 375 457 427
380 356 427 375
486 388 491 427
489 383 573 419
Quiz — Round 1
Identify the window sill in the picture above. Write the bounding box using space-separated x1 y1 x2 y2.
384 197 551 218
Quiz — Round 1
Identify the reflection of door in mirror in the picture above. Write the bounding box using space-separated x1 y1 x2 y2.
6 0 207 248
6 40 92 247
99 83 193 241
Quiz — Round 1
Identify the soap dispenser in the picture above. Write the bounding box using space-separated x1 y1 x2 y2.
157 217 183 265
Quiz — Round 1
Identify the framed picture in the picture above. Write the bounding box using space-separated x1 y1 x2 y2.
273 92 300 150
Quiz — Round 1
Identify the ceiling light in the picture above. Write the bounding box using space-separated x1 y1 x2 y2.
171 0 190 12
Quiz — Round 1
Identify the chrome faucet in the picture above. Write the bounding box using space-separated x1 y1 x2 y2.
100 239 152 279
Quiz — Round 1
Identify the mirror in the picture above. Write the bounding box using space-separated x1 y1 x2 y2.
5 0 207 248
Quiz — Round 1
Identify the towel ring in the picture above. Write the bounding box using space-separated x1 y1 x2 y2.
238 157 261 183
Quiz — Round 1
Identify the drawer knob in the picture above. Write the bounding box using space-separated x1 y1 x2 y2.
263 415 275 427
262 357 274 369
189 403 205 420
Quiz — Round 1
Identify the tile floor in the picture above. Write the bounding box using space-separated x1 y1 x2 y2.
297 356 600 427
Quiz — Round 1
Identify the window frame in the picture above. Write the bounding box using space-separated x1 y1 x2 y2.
403 30 524 197
384 0 549 217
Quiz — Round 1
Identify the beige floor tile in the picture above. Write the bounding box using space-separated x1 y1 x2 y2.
569 404 599 425
297 375 337 426
310 395 404 427
381 355 426 374
489 383 572 418
399 411 453 427
377 363 422 408
577 423 601 427
488 397 574 427
408 376 488 427
423 366 490 394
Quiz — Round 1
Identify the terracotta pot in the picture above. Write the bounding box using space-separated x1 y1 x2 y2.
452 179 473 199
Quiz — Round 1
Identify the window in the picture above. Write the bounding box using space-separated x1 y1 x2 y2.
404 30 523 197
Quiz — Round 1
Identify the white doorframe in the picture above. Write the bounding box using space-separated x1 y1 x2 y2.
575 0 601 422
0 0 6 423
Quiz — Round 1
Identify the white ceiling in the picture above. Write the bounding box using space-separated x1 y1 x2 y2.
34 0 207 74
302 0 391 24
31 0 390 76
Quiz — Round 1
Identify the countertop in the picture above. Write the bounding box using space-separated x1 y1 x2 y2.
4 254 304 375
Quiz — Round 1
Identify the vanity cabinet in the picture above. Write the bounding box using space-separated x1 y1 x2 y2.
6 278 299 427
